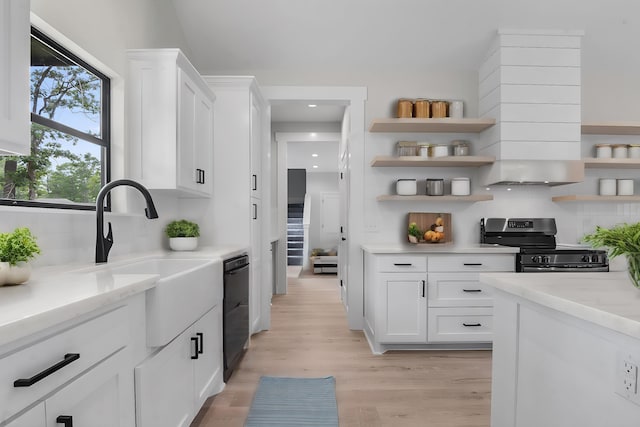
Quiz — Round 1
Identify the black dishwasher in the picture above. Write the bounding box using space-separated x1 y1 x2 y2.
223 254 249 382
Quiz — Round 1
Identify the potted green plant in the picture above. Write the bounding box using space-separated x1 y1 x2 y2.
0 227 41 286
582 222 640 288
165 219 200 251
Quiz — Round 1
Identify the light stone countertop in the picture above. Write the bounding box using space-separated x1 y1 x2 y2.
0 245 247 348
362 243 520 254
480 271 640 340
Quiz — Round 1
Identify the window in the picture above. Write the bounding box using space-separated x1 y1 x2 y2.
0 26 110 210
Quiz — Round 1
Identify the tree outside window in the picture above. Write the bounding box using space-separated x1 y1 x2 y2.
0 27 110 209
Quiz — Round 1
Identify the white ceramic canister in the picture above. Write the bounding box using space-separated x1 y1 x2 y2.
449 100 464 119
617 179 634 196
599 178 617 196
396 179 417 195
431 144 449 157
417 142 431 158
629 144 640 158
451 177 471 196
595 144 612 158
612 144 628 159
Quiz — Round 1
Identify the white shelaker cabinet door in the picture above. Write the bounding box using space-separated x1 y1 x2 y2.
177 68 198 194
135 330 195 427
5 403 45 427
194 91 214 196
0 0 30 155
45 348 134 427
192 305 223 409
377 273 427 343
250 198 262 333
250 95 261 199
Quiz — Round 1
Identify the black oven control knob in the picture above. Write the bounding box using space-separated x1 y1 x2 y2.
591 254 600 263
581 255 590 263
531 256 540 263
541 256 550 264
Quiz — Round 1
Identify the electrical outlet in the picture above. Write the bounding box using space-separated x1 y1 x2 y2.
616 354 640 406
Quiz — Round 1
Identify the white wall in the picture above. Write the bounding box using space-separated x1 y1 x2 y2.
0 1 193 267
306 172 339 252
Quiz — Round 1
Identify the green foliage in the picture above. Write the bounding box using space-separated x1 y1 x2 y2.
0 228 41 266
165 220 200 238
408 222 422 238
581 222 640 258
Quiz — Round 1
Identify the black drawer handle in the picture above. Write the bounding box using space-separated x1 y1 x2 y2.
252 174 258 191
462 289 482 293
14 353 80 387
463 263 483 266
196 332 204 354
191 336 199 359
393 263 412 266
56 415 73 426
421 280 426 298
463 323 482 327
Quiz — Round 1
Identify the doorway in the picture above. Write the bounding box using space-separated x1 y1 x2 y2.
261 86 367 330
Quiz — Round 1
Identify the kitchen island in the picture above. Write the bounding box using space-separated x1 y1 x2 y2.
480 271 640 427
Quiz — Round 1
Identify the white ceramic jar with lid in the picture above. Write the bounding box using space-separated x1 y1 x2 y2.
617 179 634 196
612 144 628 158
451 177 470 196
396 179 417 195
449 100 463 118
430 144 449 157
595 144 612 158
599 178 617 196
629 144 640 158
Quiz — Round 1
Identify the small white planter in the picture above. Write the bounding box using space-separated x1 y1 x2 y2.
0 262 31 286
169 237 198 251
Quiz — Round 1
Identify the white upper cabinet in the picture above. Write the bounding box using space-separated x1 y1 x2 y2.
0 0 30 155
127 49 214 197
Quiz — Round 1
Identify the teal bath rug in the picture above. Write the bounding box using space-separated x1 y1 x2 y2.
245 376 339 426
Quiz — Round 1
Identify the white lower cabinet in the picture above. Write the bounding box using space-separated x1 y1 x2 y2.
365 252 514 351
377 272 427 343
45 348 134 427
135 305 223 427
5 404 44 427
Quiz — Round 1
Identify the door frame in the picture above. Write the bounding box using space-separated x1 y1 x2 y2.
262 86 367 330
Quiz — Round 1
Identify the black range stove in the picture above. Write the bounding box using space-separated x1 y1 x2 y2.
480 218 609 273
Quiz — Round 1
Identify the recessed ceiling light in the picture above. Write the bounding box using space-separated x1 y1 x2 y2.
312 165 318 168
312 153 319 157
310 132 316 137
507 188 512 191
308 104 317 108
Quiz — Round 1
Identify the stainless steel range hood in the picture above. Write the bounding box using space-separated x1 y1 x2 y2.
480 160 584 186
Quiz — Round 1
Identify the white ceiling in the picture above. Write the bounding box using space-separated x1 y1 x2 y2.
172 0 640 76
271 102 345 123
287 140 339 173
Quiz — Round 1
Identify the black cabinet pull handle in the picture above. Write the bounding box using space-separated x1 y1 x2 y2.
462 289 482 293
463 323 482 327
463 263 483 266
393 263 412 266
196 332 204 354
14 353 80 387
421 280 426 298
56 415 73 426
191 337 199 359
201 169 205 184
253 203 257 220
252 174 257 191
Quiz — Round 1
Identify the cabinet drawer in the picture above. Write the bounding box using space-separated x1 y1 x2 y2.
427 307 493 343
376 255 427 273
0 306 128 422
427 254 514 272
427 273 494 308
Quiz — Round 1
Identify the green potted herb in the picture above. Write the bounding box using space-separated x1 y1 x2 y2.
165 219 200 251
0 227 41 286
582 222 640 288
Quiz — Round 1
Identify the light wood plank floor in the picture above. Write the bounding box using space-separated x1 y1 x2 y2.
192 275 492 426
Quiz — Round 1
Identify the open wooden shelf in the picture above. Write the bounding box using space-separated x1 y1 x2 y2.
552 195 640 203
369 118 496 133
583 158 640 169
377 195 494 202
581 122 640 135
371 155 495 167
